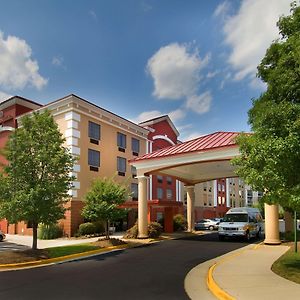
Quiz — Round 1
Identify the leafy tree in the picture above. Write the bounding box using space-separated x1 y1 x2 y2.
82 178 129 239
233 3 300 213
0 111 74 249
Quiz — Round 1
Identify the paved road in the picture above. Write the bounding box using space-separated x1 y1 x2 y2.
0 233 250 300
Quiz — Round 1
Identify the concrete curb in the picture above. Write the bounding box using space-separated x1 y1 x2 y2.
0 244 128 271
206 242 264 300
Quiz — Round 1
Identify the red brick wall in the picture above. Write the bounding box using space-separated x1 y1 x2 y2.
60 200 84 236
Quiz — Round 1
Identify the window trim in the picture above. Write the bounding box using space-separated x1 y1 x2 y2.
117 156 126 176
117 132 127 150
88 121 101 142
131 138 140 155
88 149 100 169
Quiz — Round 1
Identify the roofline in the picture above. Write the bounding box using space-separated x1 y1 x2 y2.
139 114 169 125
139 114 179 137
0 95 43 110
129 143 239 164
24 93 149 135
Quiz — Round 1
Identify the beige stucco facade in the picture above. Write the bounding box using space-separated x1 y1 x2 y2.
35 95 148 235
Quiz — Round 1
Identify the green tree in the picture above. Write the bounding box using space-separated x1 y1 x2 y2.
0 111 74 249
82 178 129 239
233 3 300 250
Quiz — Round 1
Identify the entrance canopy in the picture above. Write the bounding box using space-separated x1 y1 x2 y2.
131 131 241 184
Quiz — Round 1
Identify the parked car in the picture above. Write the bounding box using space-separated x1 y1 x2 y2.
0 230 6 242
195 219 219 231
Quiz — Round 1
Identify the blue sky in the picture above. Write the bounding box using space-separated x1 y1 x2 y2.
0 0 293 140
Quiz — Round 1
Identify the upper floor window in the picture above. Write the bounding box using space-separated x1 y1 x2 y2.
88 149 100 171
131 166 137 178
131 183 138 201
157 188 163 200
117 132 126 152
132 138 140 155
166 189 173 200
88 121 101 144
166 176 172 185
117 157 126 176
157 175 163 183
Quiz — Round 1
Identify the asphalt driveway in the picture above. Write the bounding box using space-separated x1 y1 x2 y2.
0 233 249 300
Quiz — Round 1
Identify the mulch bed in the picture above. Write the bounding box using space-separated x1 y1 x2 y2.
0 238 127 264
0 249 49 264
92 238 127 248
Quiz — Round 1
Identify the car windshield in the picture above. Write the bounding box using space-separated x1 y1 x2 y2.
222 213 248 222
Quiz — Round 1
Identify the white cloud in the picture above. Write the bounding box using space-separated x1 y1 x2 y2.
186 91 212 115
206 70 219 78
223 0 290 81
168 108 186 122
52 56 64 67
134 110 162 123
147 43 210 100
0 91 12 102
141 1 152 12
181 131 205 142
214 1 231 18
0 31 47 91
89 10 98 21
134 107 186 124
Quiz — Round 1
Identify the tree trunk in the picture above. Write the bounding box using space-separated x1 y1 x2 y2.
32 222 38 250
284 211 293 233
106 220 110 239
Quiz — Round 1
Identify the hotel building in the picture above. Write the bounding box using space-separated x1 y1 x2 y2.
0 94 183 236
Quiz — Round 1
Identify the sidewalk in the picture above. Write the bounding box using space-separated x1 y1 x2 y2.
4 232 125 249
185 243 300 300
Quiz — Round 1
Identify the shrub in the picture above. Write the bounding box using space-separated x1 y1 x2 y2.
38 224 63 240
78 222 97 236
282 230 300 241
148 222 163 238
124 221 163 239
173 214 187 231
124 223 138 239
94 221 105 234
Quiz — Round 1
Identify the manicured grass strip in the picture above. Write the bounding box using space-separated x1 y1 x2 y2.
46 244 100 258
272 245 300 284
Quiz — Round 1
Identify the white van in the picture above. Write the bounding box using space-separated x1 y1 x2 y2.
218 207 263 241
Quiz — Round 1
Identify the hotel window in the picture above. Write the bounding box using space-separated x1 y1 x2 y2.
131 183 138 201
117 132 126 152
88 121 101 144
218 196 221 205
203 183 207 191
166 176 172 185
131 166 137 178
117 157 126 176
88 149 100 171
166 189 173 200
157 188 163 200
132 138 140 156
157 175 163 183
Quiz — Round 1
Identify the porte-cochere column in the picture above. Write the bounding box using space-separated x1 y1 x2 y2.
137 175 148 238
264 203 281 245
186 186 195 232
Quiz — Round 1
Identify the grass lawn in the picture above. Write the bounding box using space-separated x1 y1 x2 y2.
46 244 100 258
272 242 300 284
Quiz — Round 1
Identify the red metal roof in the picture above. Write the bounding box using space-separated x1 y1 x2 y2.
133 131 241 162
